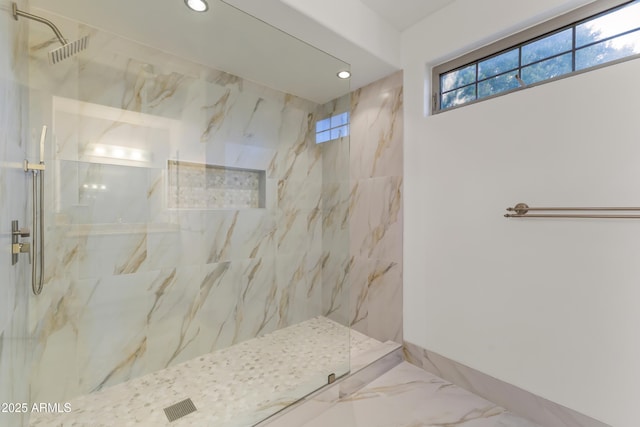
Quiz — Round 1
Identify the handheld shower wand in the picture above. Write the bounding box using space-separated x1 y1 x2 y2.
22 126 47 295
12 2 89 64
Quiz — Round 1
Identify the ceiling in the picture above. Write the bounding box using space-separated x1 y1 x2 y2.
360 0 456 31
27 0 455 104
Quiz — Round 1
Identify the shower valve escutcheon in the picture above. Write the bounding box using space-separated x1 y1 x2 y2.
12 242 30 253
12 242 31 263
11 220 31 265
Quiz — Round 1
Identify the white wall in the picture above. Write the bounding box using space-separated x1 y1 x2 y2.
403 1 639 426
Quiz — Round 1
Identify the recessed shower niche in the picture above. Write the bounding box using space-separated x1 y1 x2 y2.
167 160 266 209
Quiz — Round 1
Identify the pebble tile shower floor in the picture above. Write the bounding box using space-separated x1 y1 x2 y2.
29 317 377 427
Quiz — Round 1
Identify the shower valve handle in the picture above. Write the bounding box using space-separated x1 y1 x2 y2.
12 228 30 238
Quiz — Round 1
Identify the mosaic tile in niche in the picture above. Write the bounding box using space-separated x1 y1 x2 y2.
168 160 265 209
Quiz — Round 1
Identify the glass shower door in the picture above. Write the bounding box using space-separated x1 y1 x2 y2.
1 4 33 426
6 0 352 425
0 103 32 427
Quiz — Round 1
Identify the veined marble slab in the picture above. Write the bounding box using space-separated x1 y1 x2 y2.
404 341 611 427
345 70 404 345
29 317 381 427
298 362 541 427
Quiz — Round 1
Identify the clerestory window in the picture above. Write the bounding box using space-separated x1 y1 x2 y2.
433 0 640 113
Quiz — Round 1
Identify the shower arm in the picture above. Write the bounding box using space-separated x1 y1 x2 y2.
12 2 68 45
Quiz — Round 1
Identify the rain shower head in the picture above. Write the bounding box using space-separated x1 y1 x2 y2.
12 2 89 64
48 35 89 64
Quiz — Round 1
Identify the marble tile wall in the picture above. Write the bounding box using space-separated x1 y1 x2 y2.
20 9 350 408
403 341 612 427
320 95 351 329
0 1 30 427
322 71 403 343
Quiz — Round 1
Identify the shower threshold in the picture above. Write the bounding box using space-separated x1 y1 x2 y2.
29 317 387 427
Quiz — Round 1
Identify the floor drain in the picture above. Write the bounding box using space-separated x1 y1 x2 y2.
164 398 197 422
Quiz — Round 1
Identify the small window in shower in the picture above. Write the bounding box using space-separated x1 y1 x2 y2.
167 160 266 209
316 112 350 144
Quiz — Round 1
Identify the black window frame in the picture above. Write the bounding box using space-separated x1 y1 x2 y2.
432 0 640 113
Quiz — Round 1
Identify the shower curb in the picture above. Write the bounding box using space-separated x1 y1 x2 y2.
256 341 403 427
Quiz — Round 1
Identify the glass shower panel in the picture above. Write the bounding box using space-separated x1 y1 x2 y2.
0 6 30 427
16 0 351 426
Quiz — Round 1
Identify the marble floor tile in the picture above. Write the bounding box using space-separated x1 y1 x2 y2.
299 362 541 427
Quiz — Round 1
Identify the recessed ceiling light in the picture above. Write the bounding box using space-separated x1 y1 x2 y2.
185 0 209 12
337 70 351 79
